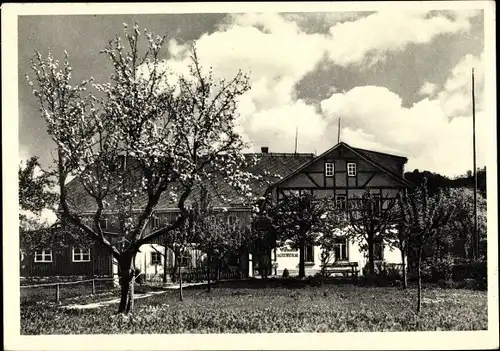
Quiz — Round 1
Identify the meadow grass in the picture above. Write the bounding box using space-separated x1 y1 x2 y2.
21 279 487 334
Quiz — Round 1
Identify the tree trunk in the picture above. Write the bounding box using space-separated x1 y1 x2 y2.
117 254 135 314
178 255 183 301
171 247 179 283
367 233 375 277
298 237 306 278
207 247 212 293
401 247 408 289
162 243 168 284
417 247 422 314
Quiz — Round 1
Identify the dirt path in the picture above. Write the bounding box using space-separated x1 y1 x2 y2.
62 282 207 310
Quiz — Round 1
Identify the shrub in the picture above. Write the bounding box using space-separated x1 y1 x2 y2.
282 268 290 279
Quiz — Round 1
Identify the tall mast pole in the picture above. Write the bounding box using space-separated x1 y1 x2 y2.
294 126 298 154
472 68 478 259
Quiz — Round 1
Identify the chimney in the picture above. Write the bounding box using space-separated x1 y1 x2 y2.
261 146 269 154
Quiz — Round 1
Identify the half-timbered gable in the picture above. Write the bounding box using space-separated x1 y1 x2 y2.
271 142 410 205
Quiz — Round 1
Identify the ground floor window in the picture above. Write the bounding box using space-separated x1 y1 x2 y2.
374 239 384 261
72 248 91 262
332 237 348 261
305 245 314 263
151 251 162 265
34 249 52 262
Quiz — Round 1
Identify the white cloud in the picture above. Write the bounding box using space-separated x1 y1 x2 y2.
156 12 483 176
324 10 471 67
320 82 488 176
419 82 438 96
245 99 329 153
438 52 484 117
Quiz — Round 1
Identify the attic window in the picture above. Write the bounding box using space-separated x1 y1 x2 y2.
347 163 356 177
325 162 334 177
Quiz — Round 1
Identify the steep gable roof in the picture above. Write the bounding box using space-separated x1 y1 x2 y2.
65 152 314 213
270 142 412 189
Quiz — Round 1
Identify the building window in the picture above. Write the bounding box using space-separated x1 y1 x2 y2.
372 194 382 213
305 245 314 263
283 189 300 197
151 215 160 229
228 214 237 229
325 162 335 177
151 252 162 265
347 163 356 177
374 239 384 261
34 249 52 263
332 237 348 261
336 195 347 210
99 219 108 230
180 251 192 267
72 248 91 262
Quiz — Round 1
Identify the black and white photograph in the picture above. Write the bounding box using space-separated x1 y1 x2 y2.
2 2 498 350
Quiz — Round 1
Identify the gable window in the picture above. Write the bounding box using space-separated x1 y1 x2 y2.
325 162 335 177
151 252 162 265
336 195 347 210
99 219 108 230
305 245 314 263
347 162 357 177
34 249 52 263
332 237 348 261
72 248 91 262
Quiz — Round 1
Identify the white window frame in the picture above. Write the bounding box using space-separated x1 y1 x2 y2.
72 248 91 262
325 162 335 177
347 162 357 177
305 245 315 263
332 237 348 261
34 249 53 263
151 251 162 265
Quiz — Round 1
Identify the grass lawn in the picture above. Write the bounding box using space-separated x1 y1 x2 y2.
20 279 488 334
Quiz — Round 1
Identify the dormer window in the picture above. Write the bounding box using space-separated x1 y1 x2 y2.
347 162 357 177
325 162 335 177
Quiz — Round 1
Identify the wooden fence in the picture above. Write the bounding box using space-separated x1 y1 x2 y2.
20 277 115 304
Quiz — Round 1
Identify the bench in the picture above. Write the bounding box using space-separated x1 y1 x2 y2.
320 262 359 279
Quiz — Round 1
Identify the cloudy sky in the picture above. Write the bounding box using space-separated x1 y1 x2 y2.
18 7 490 178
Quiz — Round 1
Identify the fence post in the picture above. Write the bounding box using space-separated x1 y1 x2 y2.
55 284 61 304
92 279 96 295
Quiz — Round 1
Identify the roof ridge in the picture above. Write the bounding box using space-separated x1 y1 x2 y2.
352 146 408 160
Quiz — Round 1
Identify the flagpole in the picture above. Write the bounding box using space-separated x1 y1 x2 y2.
472 68 478 259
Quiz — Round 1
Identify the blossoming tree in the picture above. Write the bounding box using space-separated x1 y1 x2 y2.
26 23 254 313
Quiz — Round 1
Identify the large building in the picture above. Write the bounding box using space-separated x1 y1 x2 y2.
21 142 411 280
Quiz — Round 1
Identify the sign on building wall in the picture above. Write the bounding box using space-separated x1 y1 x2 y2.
276 246 298 258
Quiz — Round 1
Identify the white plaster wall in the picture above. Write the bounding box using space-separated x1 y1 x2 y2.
274 233 404 277
135 244 167 279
